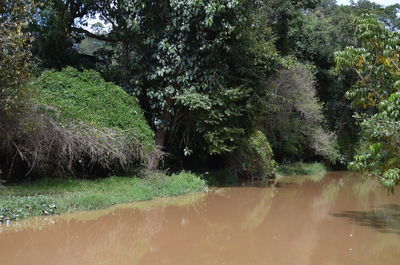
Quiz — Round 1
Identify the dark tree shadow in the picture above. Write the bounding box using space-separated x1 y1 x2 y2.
217 179 295 188
331 204 400 234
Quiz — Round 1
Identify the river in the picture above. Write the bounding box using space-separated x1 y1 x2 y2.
1 171 399 265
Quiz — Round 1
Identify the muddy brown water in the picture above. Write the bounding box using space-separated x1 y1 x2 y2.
1 171 400 265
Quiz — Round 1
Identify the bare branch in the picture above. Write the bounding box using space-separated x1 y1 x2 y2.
71 26 118 43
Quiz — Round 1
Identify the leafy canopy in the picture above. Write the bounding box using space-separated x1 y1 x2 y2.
335 14 400 191
97 0 280 157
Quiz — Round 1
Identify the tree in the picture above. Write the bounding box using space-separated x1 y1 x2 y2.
284 0 400 165
350 0 400 31
92 0 280 169
31 0 99 68
264 0 321 55
335 14 400 190
27 0 282 170
0 0 33 113
286 2 359 164
0 0 35 180
264 63 338 162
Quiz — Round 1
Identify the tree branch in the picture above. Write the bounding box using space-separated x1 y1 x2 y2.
71 27 118 43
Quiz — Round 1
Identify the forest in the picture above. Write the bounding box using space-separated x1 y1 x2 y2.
1 0 400 192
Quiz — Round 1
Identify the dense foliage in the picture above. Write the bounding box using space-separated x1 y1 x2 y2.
265 64 338 162
1 0 400 189
232 130 277 179
0 0 33 114
0 0 36 181
335 15 400 191
35 67 154 149
30 67 156 175
94 0 280 164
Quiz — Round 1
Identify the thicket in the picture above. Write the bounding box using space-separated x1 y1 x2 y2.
1 67 156 181
33 67 157 173
80 0 283 175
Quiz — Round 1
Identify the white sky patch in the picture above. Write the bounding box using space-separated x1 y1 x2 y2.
75 14 112 34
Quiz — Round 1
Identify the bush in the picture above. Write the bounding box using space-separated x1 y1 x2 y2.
203 130 276 186
35 67 157 173
34 67 154 147
1 67 156 179
232 130 277 179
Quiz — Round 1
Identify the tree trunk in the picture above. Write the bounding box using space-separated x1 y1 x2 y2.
148 96 174 170
121 40 130 88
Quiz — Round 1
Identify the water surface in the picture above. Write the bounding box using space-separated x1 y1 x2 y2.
1 171 399 265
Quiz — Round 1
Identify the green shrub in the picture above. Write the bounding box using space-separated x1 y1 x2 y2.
10 67 157 176
233 130 277 179
202 131 276 186
34 67 154 149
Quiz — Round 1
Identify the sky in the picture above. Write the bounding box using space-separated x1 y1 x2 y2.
336 0 400 6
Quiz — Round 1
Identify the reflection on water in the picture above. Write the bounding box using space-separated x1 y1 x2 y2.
332 204 400 234
1 172 399 265
241 188 277 230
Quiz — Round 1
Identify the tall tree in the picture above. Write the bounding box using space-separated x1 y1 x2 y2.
264 0 320 55
0 0 35 179
264 63 338 162
335 14 400 190
32 0 98 68
93 0 280 169
0 0 33 114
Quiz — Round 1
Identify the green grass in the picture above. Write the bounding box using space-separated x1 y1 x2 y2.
0 171 206 222
277 162 327 176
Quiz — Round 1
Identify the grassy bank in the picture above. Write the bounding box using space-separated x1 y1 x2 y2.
0 171 206 222
277 162 327 176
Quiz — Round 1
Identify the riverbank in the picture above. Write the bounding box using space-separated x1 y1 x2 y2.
0 171 206 223
277 162 327 176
